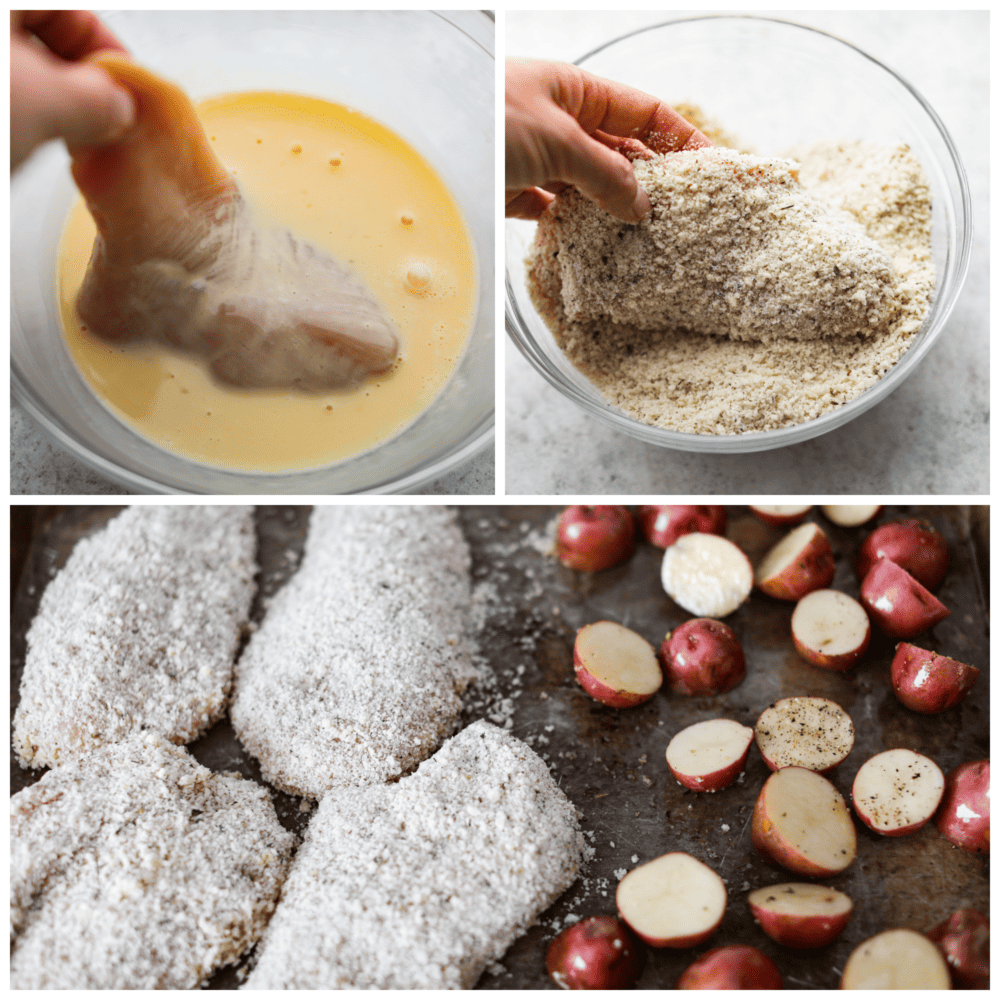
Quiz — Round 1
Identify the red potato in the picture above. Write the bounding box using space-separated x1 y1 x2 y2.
859 558 951 639
754 697 855 774
755 522 835 601
927 909 989 990
749 504 812 526
791 589 871 671
546 915 647 990
748 883 853 949
556 506 635 572
935 759 990 853
676 945 783 990
891 643 979 714
852 749 945 837
856 518 949 590
659 618 745 696
841 929 951 989
661 533 753 618
666 719 754 792
636 505 727 549
616 853 727 949
821 504 883 527
574 622 662 709
751 767 857 877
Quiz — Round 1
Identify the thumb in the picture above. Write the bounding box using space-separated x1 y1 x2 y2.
38 61 136 147
550 115 651 223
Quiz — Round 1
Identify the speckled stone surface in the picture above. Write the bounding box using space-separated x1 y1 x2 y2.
505 11 988 495
10 406 494 496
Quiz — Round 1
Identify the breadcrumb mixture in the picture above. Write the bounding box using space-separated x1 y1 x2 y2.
231 505 477 799
13 505 256 769
527 125 934 434
243 721 584 989
10 733 296 989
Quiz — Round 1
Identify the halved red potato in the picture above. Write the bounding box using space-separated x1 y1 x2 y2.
616 853 727 949
546 915 647 990
676 945 783 989
574 621 662 709
659 618 745 696
890 643 979 714
751 767 857 877
841 929 951 989
556 505 635 572
661 533 753 618
856 518 949 591
754 697 854 774
852 749 945 837
749 504 812 526
636 505 727 549
927 909 989 990
791 589 871 671
935 759 990 853
860 558 951 639
748 883 853 949
822 504 883 527
666 719 755 792
755 523 835 601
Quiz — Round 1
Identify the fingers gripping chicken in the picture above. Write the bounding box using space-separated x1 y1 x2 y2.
69 52 399 391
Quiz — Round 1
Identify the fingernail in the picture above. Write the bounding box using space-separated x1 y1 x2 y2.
105 87 136 140
632 188 652 221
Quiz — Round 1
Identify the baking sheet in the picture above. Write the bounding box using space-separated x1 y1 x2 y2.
10 505 989 989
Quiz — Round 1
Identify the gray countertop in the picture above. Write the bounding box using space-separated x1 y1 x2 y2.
505 11 988 495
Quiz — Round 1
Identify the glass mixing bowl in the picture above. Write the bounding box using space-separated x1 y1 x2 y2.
12 10 494 493
506 15 972 453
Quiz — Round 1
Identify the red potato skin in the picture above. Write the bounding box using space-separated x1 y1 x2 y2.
659 619 746 696
857 518 949 591
556 506 635 572
935 760 990 853
891 643 979 714
749 505 812 526
927 909 989 989
792 612 871 672
636 505 727 550
751 769 856 877
546 915 647 990
676 946 783 989
750 896 853 949
757 529 836 601
859 558 951 639
667 737 752 792
573 646 661 709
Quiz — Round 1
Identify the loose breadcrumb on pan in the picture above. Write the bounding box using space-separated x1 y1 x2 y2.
230 505 477 799
10 733 296 989
243 721 584 989
13 505 257 769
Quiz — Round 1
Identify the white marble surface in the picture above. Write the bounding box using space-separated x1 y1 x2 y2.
10 405 494 495
505 11 988 495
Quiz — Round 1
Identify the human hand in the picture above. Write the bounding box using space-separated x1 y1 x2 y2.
11 10 135 170
506 58 711 223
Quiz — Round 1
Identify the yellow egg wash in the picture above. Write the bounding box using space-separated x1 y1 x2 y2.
57 91 476 471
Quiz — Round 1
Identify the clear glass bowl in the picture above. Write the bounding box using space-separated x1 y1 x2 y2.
505 15 972 453
12 10 494 493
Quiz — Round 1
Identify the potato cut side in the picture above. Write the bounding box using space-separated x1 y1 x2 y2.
575 622 661 695
852 749 944 834
756 522 823 581
750 504 812 519
755 697 854 773
756 767 856 875
661 534 752 618
842 929 951 989
792 590 870 656
748 882 852 919
822 504 882 527
666 719 753 778
617 853 726 946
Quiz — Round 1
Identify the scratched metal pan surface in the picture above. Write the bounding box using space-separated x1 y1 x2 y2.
10 505 989 990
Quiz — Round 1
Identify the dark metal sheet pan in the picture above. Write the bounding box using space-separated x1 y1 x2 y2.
10 504 989 989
